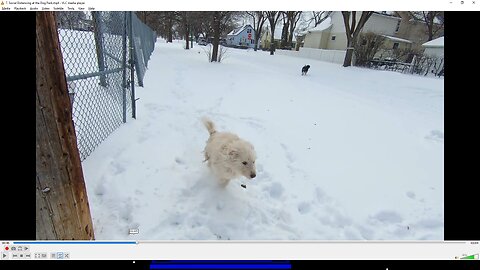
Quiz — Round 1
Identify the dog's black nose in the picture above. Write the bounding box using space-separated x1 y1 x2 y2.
250 173 256 178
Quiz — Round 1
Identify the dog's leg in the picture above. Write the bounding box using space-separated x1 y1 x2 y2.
219 178 230 188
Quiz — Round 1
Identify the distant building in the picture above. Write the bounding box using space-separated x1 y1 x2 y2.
295 12 414 62
260 25 284 50
394 11 444 52
298 12 405 51
422 36 444 58
226 25 255 48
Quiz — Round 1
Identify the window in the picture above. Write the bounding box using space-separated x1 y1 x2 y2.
395 20 401 32
331 35 336 41
361 39 367 46
393 42 399 49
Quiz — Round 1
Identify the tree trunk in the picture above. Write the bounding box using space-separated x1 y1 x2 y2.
343 39 355 67
288 29 294 47
280 21 288 48
185 24 190 49
36 12 95 240
254 29 262 52
182 12 189 49
166 15 173 42
342 11 373 67
269 28 276 55
211 11 221 62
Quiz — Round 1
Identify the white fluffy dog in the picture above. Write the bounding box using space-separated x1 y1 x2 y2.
202 117 257 187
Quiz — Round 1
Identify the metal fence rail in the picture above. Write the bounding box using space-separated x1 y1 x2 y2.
56 11 156 161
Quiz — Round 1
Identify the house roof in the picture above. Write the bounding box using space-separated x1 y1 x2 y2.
297 17 332 36
381 35 413 43
372 11 401 20
227 25 252 36
422 36 444 47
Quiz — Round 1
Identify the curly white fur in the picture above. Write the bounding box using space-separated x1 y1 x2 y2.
202 117 257 187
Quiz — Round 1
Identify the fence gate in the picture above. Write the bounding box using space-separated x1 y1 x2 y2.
56 11 156 161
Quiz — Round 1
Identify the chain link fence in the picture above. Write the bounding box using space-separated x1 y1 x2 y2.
56 11 156 161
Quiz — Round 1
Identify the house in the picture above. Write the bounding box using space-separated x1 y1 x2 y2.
377 35 413 60
226 25 255 48
300 12 403 50
260 25 283 50
394 11 444 52
422 36 444 58
297 12 414 61
296 17 333 50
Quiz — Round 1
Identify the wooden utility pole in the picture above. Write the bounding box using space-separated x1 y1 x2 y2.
36 12 95 240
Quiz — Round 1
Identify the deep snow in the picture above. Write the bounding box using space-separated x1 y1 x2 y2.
81 40 444 240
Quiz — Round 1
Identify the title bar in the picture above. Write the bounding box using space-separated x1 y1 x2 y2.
0 0 479 12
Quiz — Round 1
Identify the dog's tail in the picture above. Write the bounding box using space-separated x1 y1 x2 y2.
202 117 216 135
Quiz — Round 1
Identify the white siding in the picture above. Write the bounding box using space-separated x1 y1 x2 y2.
329 11 347 33
276 47 346 65
319 12 400 51
424 47 444 58
326 33 348 50
362 14 399 36
304 32 323 49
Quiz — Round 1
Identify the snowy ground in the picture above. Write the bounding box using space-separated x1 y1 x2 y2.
81 40 444 240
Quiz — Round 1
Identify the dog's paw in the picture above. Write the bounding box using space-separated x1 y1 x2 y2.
241 184 247 189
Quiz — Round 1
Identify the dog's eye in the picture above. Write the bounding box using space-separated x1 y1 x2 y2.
242 161 248 165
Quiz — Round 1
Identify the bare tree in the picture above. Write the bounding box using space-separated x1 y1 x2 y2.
278 11 303 49
266 11 282 55
409 11 444 41
211 11 221 61
56 11 87 30
209 11 239 62
189 11 210 41
287 11 302 48
311 11 333 27
353 32 386 67
341 11 374 67
152 12 177 42
246 11 267 51
180 11 191 49
280 12 289 48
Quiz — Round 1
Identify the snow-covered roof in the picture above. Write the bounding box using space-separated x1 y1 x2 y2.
227 25 252 36
382 35 412 44
422 36 444 47
372 11 401 20
298 17 332 36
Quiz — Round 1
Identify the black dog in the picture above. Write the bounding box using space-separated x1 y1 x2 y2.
301 65 310 76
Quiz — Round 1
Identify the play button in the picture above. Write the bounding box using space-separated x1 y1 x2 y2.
1 252 8 259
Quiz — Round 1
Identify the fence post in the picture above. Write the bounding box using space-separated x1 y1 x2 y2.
120 12 128 123
36 12 95 240
130 12 137 119
92 12 108 87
